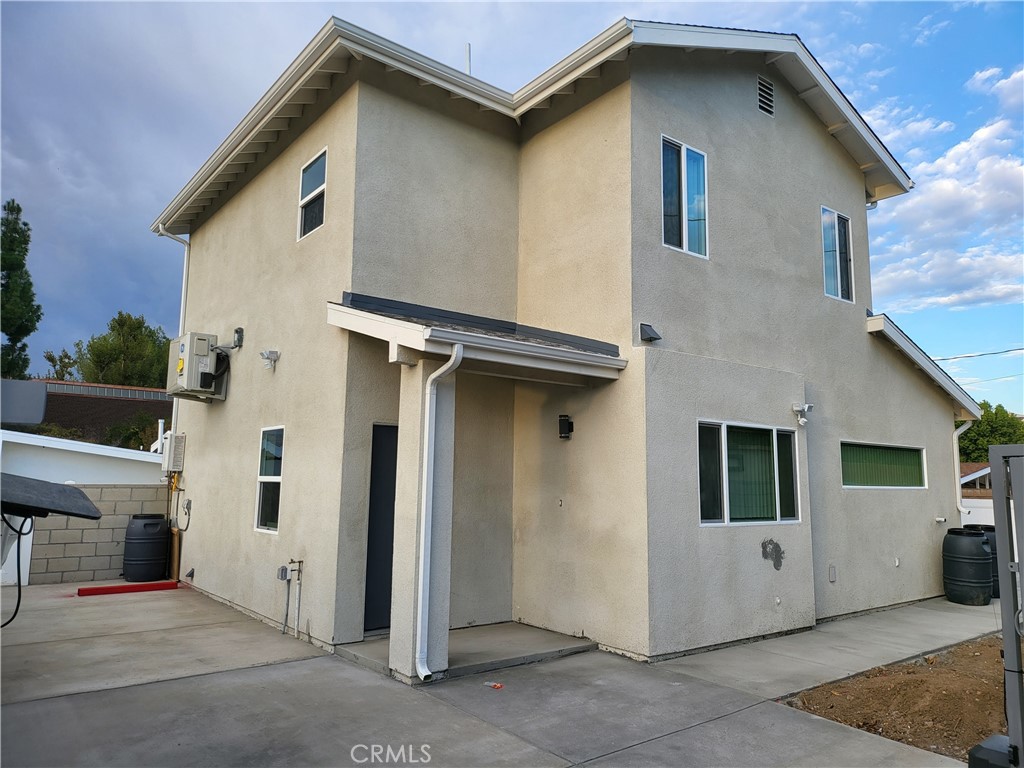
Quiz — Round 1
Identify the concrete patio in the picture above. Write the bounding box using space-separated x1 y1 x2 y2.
1 581 1000 767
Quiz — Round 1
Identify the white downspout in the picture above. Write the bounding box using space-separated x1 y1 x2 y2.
157 224 190 436
953 420 975 520
414 343 464 681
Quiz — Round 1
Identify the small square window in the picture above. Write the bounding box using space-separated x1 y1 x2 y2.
299 151 326 238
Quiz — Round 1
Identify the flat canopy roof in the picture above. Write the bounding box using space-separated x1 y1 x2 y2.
154 17 912 235
866 313 981 421
328 293 627 385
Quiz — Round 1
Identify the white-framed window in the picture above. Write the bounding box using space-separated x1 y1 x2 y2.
662 136 708 258
821 206 853 301
841 442 926 489
298 149 327 239
256 426 285 532
699 421 799 524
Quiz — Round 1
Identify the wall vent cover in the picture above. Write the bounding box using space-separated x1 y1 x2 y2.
757 75 775 117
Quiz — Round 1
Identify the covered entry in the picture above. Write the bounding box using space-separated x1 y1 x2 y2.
328 292 627 682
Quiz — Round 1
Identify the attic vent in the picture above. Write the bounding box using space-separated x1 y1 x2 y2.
757 75 775 117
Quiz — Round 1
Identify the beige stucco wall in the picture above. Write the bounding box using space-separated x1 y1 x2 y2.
350 79 519 318
513 80 651 656
176 84 359 645
629 47 959 643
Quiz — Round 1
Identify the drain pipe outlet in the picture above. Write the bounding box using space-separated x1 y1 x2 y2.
415 343 464 681
953 420 975 520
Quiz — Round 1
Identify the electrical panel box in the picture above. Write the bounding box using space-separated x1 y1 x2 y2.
161 433 186 473
166 332 227 401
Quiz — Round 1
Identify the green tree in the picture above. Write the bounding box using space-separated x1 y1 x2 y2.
959 401 1024 462
74 311 169 388
105 411 159 451
43 348 78 381
1 200 43 379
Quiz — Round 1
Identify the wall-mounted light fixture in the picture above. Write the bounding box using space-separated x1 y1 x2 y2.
260 350 280 371
792 403 813 427
558 414 574 440
639 323 662 342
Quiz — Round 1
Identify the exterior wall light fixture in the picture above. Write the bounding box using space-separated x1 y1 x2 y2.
792 403 813 426
260 350 280 371
558 414 574 440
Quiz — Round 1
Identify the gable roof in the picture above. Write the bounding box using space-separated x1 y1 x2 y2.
153 17 912 235
866 313 981 421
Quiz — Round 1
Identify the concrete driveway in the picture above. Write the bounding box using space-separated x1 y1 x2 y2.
2 582 984 767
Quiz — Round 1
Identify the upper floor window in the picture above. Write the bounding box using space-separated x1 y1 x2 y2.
256 427 285 532
298 150 327 239
662 137 707 258
821 207 852 301
699 421 798 524
841 442 925 488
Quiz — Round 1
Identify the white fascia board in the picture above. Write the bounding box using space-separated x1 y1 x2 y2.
330 19 513 114
326 303 430 352
0 429 163 463
631 22 911 198
866 314 981 419
424 327 627 379
512 18 634 115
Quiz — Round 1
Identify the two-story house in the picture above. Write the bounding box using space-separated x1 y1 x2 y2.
152 18 980 682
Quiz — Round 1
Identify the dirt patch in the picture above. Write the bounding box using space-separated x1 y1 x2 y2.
788 634 1008 762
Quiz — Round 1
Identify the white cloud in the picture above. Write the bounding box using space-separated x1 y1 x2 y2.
862 99 956 152
967 66 1024 114
913 14 951 46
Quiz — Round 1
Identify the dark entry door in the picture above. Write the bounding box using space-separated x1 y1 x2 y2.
364 424 398 632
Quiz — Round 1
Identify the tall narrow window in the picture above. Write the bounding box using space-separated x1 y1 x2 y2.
299 151 326 238
699 422 799 524
662 137 708 257
822 207 852 301
256 427 284 531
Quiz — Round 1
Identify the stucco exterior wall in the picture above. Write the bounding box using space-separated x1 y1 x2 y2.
629 47 959 636
176 84 359 645
351 79 519 318
514 81 650 656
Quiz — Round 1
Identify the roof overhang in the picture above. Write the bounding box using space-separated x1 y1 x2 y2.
866 314 981 421
327 302 627 384
153 17 912 235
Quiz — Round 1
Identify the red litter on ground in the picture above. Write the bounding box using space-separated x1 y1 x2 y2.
484 681 504 689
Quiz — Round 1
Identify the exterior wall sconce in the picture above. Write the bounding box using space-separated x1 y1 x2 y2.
792 403 813 426
558 414 574 440
260 350 280 371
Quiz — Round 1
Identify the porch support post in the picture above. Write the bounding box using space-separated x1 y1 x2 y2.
388 357 456 680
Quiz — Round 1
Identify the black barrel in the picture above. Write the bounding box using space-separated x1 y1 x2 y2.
124 514 169 582
964 524 999 598
942 528 992 606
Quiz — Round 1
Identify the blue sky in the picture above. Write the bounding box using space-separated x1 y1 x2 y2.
2 1 1022 411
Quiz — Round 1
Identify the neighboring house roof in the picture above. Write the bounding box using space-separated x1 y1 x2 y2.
960 463 991 484
328 293 627 382
866 314 982 420
0 380 47 426
153 17 912 235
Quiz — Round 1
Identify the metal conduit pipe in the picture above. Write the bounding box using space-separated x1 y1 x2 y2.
415 344 464 681
157 224 190 437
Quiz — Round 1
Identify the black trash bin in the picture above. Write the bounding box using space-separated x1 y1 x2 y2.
942 528 992 606
123 514 169 582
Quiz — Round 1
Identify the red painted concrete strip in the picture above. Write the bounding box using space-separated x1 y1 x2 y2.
77 581 178 597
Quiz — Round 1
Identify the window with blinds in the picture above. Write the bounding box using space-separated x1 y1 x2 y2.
841 443 925 488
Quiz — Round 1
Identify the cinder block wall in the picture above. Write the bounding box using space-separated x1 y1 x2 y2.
29 485 169 584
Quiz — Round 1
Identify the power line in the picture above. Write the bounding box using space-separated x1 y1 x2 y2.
962 372 1024 385
934 347 1024 362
